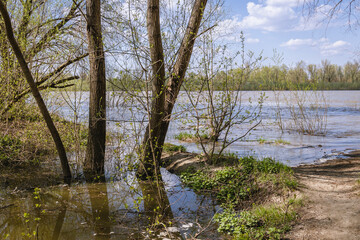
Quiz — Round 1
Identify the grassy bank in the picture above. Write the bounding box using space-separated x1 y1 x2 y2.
166 153 300 239
0 106 87 189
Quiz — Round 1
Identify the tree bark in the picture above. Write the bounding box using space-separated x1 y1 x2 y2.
84 0 106 179
0 0 72 181
137 0 166 180
137 0 207 180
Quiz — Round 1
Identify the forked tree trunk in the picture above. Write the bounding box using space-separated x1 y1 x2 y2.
137 0 207 180
0 1 72 181
84 0 106 180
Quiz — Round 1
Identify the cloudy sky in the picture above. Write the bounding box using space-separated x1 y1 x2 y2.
220 0 359 66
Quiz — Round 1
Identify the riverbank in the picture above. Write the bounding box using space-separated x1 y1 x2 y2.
286 150 360 239
162 149 360 239
162 150 300 239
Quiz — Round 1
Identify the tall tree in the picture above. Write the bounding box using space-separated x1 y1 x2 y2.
137 0 208 180
0 0 72 181
84 0 107 179
137 0 166 181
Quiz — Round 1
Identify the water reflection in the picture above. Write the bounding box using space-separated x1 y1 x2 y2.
52 187 69 240
87 183 111 239
0 169 220 239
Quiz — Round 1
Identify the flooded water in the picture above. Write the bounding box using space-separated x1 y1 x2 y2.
0 169 220 239
4 90 357 239
46 90 360 166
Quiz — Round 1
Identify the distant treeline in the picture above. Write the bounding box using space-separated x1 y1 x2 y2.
72 60 360 91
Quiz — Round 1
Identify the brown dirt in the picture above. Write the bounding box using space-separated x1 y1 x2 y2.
287 150 360 240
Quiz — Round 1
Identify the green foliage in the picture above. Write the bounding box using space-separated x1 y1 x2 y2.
254 157 291 174
214 201 298 239
257 137 267 144
0 134 23 166
181 60 360 91
162 143 186 153
180 155 298 238
274 139 290 145
0 106 87 170
181 156 296 206
174 132 209 141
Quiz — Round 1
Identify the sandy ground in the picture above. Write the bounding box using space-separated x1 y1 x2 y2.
287 150 360 240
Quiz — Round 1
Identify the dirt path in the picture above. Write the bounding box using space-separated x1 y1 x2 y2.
287 151 360 240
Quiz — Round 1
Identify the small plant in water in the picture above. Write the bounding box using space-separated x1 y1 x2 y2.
274 139 290 145
257 137 267 144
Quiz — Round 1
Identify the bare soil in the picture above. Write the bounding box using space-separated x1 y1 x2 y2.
287 150 360 240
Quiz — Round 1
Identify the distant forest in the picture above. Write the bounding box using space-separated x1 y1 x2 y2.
104 60 360 91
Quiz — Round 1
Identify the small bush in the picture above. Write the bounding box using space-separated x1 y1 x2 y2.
174 132 209 141
174 132 194 141
274 139 290 145
0 135 23 166
162 143 186 153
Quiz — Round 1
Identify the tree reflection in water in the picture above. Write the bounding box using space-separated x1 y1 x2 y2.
87 183 111 239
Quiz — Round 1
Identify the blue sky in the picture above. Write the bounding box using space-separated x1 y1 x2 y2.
218 0 359 66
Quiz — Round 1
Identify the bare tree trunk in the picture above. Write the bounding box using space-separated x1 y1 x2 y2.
136 0 166 180
137 0 207 180
0 0 72 181
84 0 106 179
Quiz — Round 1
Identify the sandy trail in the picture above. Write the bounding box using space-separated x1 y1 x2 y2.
287 151 360 240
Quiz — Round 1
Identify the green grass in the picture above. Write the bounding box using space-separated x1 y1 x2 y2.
180 156 298 239
257 137 267 144
162 143 186 153
274 139 290 145
214 198 301 239
174 132 209 141
0 105 88 168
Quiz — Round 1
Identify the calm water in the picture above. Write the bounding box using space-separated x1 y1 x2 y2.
46 90 360 166
3 90 357 239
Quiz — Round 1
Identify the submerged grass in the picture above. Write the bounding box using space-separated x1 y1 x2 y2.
180 156 299 239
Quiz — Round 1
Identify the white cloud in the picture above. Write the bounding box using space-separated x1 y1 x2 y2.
246 38 260 43
281 38 351 56
266 0 299 7
320 40 351 56
224 0 335 32
238 0 299 31
281 38 315 47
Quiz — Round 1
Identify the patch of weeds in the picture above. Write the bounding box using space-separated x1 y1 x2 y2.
204 152 239 165
214 199 299 239
180 155 299 238
274 139 290 145
0 134 23 167
174 132 194 141
174 132 209 141
181 163 257 206
254 157 298 190
255 157 292 174
257 137 267 144
162 143 186 153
